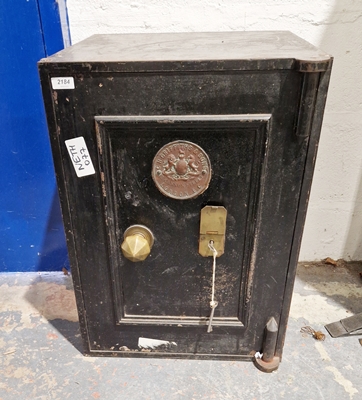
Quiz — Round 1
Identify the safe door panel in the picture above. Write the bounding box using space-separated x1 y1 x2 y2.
96 115 270 333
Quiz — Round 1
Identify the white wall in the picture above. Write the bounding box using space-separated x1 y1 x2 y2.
66 0 362 261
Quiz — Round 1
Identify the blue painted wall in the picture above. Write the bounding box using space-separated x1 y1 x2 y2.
0 0 69 271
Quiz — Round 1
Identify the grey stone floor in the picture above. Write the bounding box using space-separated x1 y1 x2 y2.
1 262 362 399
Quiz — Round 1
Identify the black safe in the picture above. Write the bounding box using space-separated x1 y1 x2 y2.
39 31 332 372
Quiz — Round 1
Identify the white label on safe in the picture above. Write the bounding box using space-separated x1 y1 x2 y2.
51 77 75 89
65 137 95 177
138 337 177 349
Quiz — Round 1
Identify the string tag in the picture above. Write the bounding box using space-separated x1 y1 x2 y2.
207 241 218 333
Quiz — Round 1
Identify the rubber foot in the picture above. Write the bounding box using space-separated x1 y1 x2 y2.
254 356 280 373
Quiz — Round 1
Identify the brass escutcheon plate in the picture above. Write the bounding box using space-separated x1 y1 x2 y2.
152 140 212 200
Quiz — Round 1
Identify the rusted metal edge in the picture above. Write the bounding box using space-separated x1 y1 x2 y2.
38 58 332 74
254 356 280 373
325 313 362 338
294 58 333 73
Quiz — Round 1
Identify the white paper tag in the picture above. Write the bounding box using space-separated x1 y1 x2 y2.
65 137 95 178
51 77 75 89
138 338 177 349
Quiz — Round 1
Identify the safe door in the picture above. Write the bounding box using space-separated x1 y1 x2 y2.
94 114 270 358
39 65 323 362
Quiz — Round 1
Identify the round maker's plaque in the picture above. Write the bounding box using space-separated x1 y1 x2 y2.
152 140 212 200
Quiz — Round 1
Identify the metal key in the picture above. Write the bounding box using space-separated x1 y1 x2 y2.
207 301 218 333
207 241 218 333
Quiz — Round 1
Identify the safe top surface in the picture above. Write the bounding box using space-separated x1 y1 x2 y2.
40 31 331 72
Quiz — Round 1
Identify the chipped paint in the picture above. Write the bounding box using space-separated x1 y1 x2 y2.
7 366 34 381
0 280 78 333
1 266 362 398
314 342 331 362
290 292 353 325
326 367 358 399
74 354 96 362
0 337 6 349
314 338 359 399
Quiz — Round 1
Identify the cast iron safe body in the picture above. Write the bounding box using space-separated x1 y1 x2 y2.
39 32 332 367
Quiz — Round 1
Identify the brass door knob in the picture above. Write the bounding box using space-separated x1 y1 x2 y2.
121 225 154 262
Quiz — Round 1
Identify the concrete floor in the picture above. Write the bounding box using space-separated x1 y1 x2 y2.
1 262 362 400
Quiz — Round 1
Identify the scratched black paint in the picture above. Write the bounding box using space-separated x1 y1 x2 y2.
38 32 332 363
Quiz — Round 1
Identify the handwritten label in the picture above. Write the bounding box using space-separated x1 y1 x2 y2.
51 77 75 89
65 137 95 178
